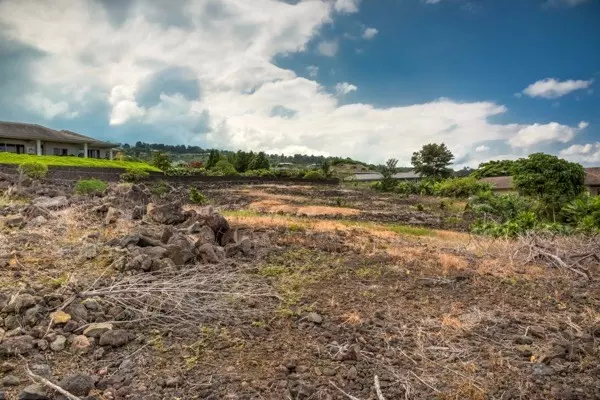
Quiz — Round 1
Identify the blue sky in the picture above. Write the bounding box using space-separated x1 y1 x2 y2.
0 0 598 166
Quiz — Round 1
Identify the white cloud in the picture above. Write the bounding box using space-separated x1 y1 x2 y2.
560 142 600 164
334 0 361 13
508 121 588 148
362 27 378 40
522 78 593 99
0 0 591 165
307 65 319 78
425 0 444 4
335 82 358 96
475 145 490 152
23 93 78 119
317 40 339 57
108 85 144 125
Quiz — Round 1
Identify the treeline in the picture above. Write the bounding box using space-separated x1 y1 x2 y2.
120 141 370 168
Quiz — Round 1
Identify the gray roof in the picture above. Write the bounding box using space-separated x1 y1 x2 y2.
0 121 116 148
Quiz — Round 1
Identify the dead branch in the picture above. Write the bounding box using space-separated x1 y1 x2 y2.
513 233 598 280
76 263 280 328
374 375 386 400
329 381 362 400
22 357 82 400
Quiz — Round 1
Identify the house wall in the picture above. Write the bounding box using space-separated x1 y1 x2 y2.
588 186 600 196
0 138 111 158
0 138 35 154
42 141 84 157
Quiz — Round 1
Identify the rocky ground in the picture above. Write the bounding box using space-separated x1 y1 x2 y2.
0 176 599 400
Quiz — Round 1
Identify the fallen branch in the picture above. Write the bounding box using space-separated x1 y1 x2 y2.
374 375 386 400
75 263 280 328
22 358 82 400
329 381 362 400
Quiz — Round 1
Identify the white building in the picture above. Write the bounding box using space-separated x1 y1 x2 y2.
0 121 116 159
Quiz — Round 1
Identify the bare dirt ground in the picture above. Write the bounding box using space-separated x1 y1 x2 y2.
1 180 599 400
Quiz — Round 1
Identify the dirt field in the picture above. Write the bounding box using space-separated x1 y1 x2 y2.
1 181 599 400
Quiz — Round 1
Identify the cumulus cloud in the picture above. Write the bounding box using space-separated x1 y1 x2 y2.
23 93 78 119
508 121 588 148
0 0 591 165
522 78 593 99
334 0 361 13
335 82 357 96
317 40 339 57
560 142 600 164
362 27 378 40
475 145 490 152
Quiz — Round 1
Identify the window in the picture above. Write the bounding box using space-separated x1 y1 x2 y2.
54 148 68 156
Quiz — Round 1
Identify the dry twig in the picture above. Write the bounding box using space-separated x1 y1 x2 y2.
22 357 82 400
77 263 280 328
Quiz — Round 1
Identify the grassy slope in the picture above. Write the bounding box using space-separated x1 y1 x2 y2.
0 153 160 171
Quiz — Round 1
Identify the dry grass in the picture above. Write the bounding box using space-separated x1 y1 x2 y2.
249 199 360 217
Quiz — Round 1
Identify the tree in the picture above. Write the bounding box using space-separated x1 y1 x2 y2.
512 153 585 217
411 143 454 179
381 158 398 191
234 151 253 173
471 160 517 179
151 151 172 172
206 150 220 169
248 152 270 170
321 159 331 177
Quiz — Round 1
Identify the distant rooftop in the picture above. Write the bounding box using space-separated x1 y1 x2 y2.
0 121 116 148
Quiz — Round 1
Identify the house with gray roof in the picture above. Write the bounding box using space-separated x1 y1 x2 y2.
0 121 117 159
482 168 600 195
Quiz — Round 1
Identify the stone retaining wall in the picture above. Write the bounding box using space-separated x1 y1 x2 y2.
0 164 339 185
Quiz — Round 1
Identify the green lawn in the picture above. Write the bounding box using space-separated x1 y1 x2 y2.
0 153 160 171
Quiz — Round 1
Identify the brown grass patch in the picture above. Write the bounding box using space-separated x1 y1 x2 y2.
439 253 468 274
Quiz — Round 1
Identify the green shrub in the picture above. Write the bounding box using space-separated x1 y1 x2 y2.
471 211 538 238
433 177 492 198
189 187 208 205
303 170 326 180
150 180 171 197
74 178 108 196
243 169 276 178
121 167 150 182
211 160 238 176
18 161 48 180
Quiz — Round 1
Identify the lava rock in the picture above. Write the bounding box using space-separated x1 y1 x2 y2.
99 329 134 347
59 374 95 396
0 335 34 355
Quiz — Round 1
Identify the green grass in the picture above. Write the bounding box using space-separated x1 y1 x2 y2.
0 153 160 171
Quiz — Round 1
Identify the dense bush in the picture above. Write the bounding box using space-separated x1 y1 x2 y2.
561 195 600 232
512 153 585 215
150 151 172 172
165 167 206 176
74 178 108 196
433 177 492 198
468 192 540 223
189 187 208 205
211 160 239 176
121 167 150 182
303 170 326 180
18 161 48 180
243 169 276 178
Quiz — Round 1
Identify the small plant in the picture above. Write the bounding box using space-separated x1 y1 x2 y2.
74 178 108 196
150 180 171 197
18 161 48 180
416 203 425 211
121 167 150 182
189 187 208 205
